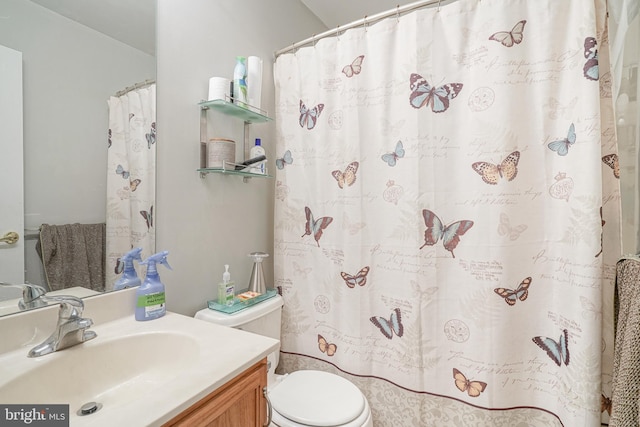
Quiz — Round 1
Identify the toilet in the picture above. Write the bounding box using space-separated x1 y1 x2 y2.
195 294 373 427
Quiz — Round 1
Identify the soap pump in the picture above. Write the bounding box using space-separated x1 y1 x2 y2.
218 264 235 306
136 251 171 321
113 247 143 290
248 252 269 294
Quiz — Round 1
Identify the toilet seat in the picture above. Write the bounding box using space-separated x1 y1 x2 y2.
269 370 369 427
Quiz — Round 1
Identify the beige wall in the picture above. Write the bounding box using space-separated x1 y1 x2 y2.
156 0 326 315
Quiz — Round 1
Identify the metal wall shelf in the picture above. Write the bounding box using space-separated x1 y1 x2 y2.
198 98 272 181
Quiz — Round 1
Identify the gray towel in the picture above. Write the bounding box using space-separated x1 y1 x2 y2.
37 223 106 292
611 256 640 426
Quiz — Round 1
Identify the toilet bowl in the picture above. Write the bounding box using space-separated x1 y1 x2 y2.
194 294 373 427
269 370 372 427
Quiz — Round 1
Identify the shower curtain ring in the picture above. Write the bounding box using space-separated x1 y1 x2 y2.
396 5 400 22
312 34 316 47
336 25 340 41
363 15 368 32
437 0 442 11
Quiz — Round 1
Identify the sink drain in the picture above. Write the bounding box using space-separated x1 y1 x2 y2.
77 401 102 416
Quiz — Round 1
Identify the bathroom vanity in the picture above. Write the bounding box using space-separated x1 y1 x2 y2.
0 288 277 426
163 358 267 426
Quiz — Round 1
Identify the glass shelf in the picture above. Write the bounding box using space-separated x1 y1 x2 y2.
198 99 272 123
197 167 272 180
207 288 278 314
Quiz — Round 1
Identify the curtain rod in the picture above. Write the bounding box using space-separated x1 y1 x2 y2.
114 79 156 97
274 0 451 58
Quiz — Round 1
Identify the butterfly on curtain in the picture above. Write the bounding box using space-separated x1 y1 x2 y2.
114 257 124 275
340 266 370 288
318 334 337 356
116 164 130 179
381 141 405 167
545 97 577 120
301 206 333 247
130 179 141 192
583 37 599 81
488 20 527 47
602 153 620 179
343 212 366 235
494 277 532 306
276 150 293 170
140 205 153 230
342 55 365 78
547 123 576 156
471 151 520 185
331 162 359 188
409 74 464 113
580 295 602 320
601 393 612 415
453 368 487 397
299 100 325 130
318 334 338 356
370 308 404 339
420 209 474 258
293 261 312 278
497 212 527 240
146 122 156 149
532 329 570 367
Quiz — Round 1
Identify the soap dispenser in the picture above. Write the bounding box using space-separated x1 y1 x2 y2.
136 251 171 321
218 264 235 306
248 252 269 294
113 247 143 290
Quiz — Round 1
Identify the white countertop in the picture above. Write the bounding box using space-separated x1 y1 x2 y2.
0 289 279 426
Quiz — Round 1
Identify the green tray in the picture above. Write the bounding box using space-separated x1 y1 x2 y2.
207 289 278 314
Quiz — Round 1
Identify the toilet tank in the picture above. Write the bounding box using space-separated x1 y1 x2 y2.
194 294 283 340
194 294 284 377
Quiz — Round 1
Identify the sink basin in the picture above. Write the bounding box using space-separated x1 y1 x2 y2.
0 331 199 406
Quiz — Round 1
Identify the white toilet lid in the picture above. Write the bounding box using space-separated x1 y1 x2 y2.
269 370 365 427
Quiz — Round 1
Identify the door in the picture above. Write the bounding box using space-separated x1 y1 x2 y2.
0 44 24 289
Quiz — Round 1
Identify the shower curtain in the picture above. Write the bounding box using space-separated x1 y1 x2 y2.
105 84 156 289
273 0 620 425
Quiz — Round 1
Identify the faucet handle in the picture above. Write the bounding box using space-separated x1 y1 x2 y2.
0 282 48 309
43 295 85 320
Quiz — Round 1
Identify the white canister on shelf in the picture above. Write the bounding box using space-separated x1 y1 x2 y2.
208 77 230 101
207 138 236 169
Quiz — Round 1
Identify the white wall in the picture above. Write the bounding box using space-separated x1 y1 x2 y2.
156 0 327 315
0 0 155 284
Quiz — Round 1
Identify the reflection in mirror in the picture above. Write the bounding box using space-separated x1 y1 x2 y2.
617 15 639 253
0 0 156 316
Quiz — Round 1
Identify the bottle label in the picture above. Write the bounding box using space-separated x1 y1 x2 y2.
137 292 166 316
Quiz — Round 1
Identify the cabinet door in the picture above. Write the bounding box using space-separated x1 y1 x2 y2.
163 358 267 427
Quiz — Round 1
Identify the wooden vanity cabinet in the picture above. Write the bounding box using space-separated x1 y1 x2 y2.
163 358 267 427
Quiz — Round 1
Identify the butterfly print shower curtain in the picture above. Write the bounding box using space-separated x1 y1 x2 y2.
106 84 156 288
274 0 619 425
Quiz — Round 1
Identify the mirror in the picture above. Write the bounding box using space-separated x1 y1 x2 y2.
0 0 156 316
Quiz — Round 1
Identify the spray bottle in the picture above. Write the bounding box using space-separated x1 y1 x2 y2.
136 251 171 321
113 247 143 290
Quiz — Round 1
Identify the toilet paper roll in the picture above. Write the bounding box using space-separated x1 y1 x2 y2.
208 77 230 101
247 56 263 112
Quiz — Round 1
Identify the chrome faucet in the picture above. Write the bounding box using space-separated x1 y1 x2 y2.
0 282 48 309
28 295 97 358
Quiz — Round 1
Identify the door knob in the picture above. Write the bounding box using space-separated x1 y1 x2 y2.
0 231 19 244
